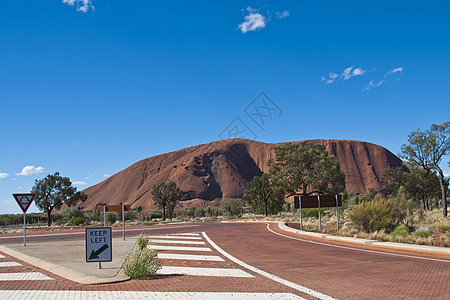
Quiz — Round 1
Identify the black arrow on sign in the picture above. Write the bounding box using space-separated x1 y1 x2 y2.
89 244 109 260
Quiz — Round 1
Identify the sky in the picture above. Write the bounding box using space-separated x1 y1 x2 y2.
1 0 450 214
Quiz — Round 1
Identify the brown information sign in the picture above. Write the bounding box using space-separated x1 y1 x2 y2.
294 195 342 209
99 205 131 212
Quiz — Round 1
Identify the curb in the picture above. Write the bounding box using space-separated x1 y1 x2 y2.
0 245 130 285
278 222 450 257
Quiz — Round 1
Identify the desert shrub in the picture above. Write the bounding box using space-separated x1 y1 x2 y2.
66 217 85 226
349 197 395 233
123 247 162 279
437 224 450 234
301 208 326 219
220 198 244 216
136 234 149 250
414 227 431 238
206 206 221 217
61 206 84 223
106 213 117 224
391 187 415 227
392 225 410 237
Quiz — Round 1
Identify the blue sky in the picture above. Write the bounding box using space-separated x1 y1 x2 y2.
1 1 450 214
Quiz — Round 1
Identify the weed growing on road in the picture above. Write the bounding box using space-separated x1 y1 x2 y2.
136 234 149 250
123 234 162 279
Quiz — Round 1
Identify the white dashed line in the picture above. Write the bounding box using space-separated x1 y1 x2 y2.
0 255 5 258
0 290 305 299
148 235 202 240
157 253 225 261
157 266 254 278
0 262 22 267
0 272 54 281
150 239 205 245
148 245 212 252
171 233 200 236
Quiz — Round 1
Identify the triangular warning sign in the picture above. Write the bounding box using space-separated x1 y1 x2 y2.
13 193 36 213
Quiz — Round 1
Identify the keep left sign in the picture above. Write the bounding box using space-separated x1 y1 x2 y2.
85 227 112 262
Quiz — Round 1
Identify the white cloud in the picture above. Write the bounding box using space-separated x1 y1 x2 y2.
341 66 366 80
62 0 94 13
385 67 404 77
0 173 9 179
362 80 385 91
322 66 366 83
10 178 17 181
276 10 290 19
73 181 87 185
17 166 45 176
321 72 339 84
103 174 110 178
238 7 266 33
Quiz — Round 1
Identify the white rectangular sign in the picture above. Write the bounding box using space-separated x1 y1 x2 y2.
85 227 112 262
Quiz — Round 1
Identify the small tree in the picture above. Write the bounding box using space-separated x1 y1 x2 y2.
401 122 450 216
268 142 345 197
31 172 87 226
151 181 185 221
219 198 244 216
243 174 283 216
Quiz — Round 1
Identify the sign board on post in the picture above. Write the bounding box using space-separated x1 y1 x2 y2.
13 193 36 247
13 194 36 213
294 195 342 209
86 227 112 263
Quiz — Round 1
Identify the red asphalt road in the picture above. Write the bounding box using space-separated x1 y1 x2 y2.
1 222 450 299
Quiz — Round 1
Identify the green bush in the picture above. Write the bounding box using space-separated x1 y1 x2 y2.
391 225 410 237
437 224 450 234
137 234 149 251
301 208 326 219
219 198 244 216
123 247 162 279
414 227 431 238
349 197 395 233
61 206 84 223
65 217 85 226
106 213 117 224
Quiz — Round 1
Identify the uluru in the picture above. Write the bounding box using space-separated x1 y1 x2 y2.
80 139 402 210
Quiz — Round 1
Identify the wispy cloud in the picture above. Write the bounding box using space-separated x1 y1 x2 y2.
322 66 366 84
17 166 45 176
362 80 385 91
0 173 9 179
363 67 404 91
73 181 87 186
238 7 289 33
103 174 110 178
275 10 290 19
385 67 404 77
62 0 94 13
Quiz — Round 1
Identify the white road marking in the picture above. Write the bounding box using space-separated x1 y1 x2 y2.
0 225 200 240
157 253 225 261
148 235 202 240
0 272 54 281
202 232 335 300
157 266 254 278
0 262 22 267
171 232 200 236
267 224 450 263
0 290 305 299
0 255 4 258
148 245 212 252
150 239 205 245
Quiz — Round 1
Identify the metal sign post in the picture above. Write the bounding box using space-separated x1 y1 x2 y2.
103 204 106 227
317 195 321 232
13 194 36 247
122 203 125 241
336 195 340 231
299 196 302 231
